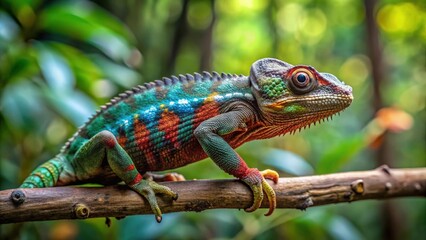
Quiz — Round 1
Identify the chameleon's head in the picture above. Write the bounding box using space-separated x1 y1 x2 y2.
249 58 353 130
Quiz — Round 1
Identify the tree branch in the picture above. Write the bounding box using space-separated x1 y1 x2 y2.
1 166 425 224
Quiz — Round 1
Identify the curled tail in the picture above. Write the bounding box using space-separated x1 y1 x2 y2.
20 157 64 188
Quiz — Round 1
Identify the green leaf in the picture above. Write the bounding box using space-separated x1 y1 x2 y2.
0 11 19 41
90 56 140 88
4 0 42 10
1 81 50 131
42 86 97 126
48 42 103 89
316 133 365 174
264 148 314 176
38 1 134 61
2 49 39 83
327 215 363 240
35 42 75 93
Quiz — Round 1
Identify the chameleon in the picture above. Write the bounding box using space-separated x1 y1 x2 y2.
19 58 353 222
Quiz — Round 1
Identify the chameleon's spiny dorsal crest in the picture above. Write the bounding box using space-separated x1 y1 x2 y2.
60 71 240 154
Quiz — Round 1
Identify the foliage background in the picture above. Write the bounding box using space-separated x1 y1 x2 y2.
0 0 424 239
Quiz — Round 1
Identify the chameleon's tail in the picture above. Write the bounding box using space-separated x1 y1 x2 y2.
20 156 64 188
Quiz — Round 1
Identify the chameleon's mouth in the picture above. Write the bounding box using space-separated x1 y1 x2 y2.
259 93 353 133
263 94 353 114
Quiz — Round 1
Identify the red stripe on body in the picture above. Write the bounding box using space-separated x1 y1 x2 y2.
134 117 156 167
128 173 143 186
117 132 127 148
158 111 180 148
134 117 150 150
194 100 220 127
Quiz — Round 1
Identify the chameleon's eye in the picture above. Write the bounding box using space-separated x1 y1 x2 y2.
294 72 309 87
288 69 317 94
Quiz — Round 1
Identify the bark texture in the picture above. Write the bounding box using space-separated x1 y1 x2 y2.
1 166 425 224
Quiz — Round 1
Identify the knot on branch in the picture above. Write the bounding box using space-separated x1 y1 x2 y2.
378 164 392 175
10 190 26 205
74 203 90 219
351 179 365 194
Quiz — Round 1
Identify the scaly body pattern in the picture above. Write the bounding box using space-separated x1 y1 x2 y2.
20 58 353 222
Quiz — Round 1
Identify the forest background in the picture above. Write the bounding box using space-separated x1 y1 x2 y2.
0 0 424 239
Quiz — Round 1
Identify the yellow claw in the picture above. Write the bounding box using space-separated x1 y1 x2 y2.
261 169 279 216
244 183 264 213
243 169 279 215
260 169 279 184
262 179 276 216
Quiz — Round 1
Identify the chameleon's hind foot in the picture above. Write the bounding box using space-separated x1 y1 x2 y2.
130 179 178 223
144 172 186 182
242 168 279 216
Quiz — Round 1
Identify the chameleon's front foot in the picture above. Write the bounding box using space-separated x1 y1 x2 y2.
241 169 279 216
130 179 178 223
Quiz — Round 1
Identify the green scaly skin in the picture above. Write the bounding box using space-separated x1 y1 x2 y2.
20 58 353 222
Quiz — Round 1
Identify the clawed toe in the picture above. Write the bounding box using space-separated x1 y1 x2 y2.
260 169 279 184
261 179 276 216
244 183 263 213
242 168 279 216
131 179 178 223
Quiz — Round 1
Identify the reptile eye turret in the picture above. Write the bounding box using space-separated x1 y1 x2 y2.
288 68 317 94
295 72 309 86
